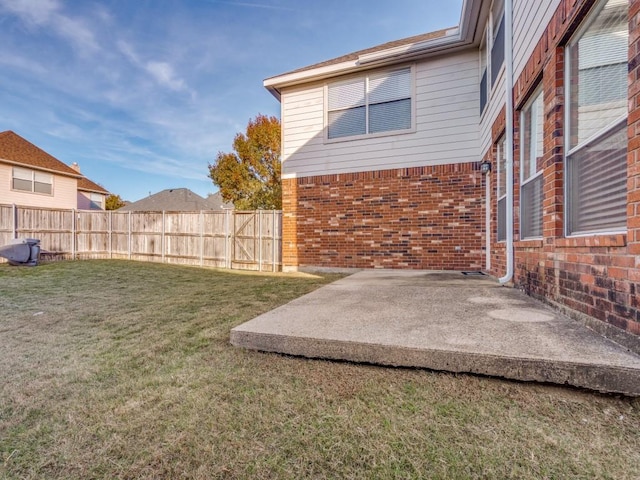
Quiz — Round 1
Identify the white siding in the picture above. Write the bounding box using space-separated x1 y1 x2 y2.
0 163 77 209
281 51 480 178
513 0 561 81
479 0 560 157
479 67 506 156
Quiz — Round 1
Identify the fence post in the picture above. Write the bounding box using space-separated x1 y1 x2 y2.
272 210 277 272
199 210 204 267
161 210 166 263
12 204 17 239
258 210 263 272
71 209 76 260
128 211 132 260
108 210 112 259
225 209 231 269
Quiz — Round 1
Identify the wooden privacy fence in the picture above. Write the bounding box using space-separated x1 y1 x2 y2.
0 204 282 271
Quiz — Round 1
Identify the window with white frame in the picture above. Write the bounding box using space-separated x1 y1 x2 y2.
480 32 489 114
12 167 53 195
490 0 505 88
89 193 104 210
565 0 628 236
327 67 412 140
479 0 505 115
497 135 507 242
520 87 544 239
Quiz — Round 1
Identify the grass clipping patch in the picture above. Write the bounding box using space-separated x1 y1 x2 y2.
0 260 639 479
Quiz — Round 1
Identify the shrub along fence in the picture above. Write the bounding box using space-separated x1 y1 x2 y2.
0 204 282 272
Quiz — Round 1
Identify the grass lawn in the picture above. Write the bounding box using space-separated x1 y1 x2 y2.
0 260 638 479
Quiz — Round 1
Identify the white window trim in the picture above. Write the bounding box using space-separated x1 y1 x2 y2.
497 135 507 243
479 6 507 122
11 167 54 196
497 136 507 200
520 86 544 185
324 65 416 144
563 0 628 237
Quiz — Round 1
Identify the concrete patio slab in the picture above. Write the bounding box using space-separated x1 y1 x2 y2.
230 270 640 396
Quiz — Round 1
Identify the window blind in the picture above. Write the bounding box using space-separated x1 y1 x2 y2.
567 121 627 234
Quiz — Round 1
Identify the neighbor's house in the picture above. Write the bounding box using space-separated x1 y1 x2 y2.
118 188 233 212
0 130 109 210
265 0 640 337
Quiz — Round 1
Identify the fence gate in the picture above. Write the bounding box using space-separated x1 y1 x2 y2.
231 211 281 272
232 212 257 269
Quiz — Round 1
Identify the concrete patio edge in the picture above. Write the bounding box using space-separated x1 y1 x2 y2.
230 330 640 396
230 270 640 396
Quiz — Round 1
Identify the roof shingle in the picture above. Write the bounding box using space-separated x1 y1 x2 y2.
77 176 109 194
0 130 81 177
266 27 452 80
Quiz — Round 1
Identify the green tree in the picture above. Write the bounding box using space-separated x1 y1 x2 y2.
208 114 281 210
105 194 126 210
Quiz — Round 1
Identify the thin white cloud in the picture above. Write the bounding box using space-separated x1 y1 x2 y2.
116 40 190 93
0 0 98 54
210 1 294 10
0 53 47 74
0 0 58 25
145 61 186 92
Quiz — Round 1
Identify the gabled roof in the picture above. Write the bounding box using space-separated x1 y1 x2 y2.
0 130 81 178
264 0 487 100
118 188 228 212
78 176 109 195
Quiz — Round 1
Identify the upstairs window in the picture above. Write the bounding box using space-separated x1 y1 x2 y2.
520 87 544 239
565 0 628 235
480 33 488 114
12 167 53 195
327 67 412 140
479 0 505 115
491 12 505 87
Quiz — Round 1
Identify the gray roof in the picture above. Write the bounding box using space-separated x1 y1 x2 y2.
204 191 234 210
118 188 231 212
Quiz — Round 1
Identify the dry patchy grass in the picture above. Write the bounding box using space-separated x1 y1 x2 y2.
0 260 638 479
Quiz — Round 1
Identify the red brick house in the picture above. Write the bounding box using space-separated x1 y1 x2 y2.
265 0 640 338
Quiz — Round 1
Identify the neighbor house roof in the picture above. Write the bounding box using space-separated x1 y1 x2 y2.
264 0 487 99
204 191 234 210
0 130 81 178
118 188 228 212
77 176 109 195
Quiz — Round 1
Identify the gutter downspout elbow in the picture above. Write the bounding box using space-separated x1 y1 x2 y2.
499 0 514 285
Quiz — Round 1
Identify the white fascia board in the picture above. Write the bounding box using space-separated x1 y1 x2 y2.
0 158 83 179
357 28 461 64
264 60 358 100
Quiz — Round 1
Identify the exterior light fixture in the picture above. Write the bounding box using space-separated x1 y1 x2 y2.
480 160 491 174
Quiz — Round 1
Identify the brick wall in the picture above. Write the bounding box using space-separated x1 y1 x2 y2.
486 0 640 336
282 164 484 270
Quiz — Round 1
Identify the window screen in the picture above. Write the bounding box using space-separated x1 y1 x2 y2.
565 0 628 235
327 68 411 139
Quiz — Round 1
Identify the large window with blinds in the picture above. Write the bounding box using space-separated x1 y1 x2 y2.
520 87 544 239
565 0 628 236
327 67 413 140
12 167 53 195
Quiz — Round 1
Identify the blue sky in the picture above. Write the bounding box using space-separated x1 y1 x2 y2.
0 0 463 202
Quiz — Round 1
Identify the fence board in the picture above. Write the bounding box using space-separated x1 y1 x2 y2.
0 204 281 270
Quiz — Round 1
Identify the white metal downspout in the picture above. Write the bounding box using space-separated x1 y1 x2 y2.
499 0 514 285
